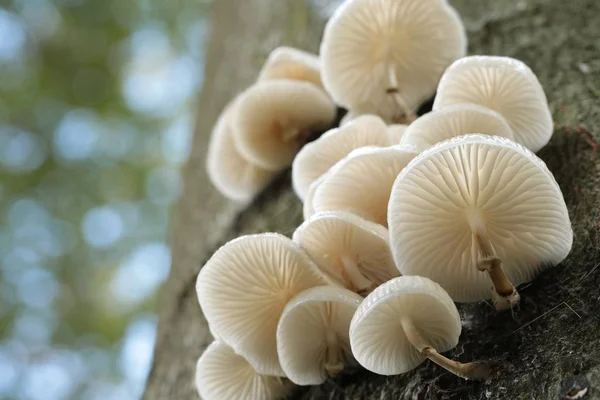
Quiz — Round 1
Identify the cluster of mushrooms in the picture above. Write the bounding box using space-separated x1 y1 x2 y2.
198 0 574 399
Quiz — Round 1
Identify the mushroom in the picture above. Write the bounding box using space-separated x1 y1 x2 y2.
196 233 331 376
234 80 336 170
350 276 492 380
277 286 363 385
433 56 553 152
206 96 277 202
195 341 291 400
387 124 408 145
400 104 514 152
320 0 466 123
258 46 324 90
292 115 389 200
303 174 327 221
293 211 398 294
388 134 573 310
312 145 418 226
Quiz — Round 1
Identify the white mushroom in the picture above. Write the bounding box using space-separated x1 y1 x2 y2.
350 276 492 380
400 104 514 152
292 115 389 200
320 0 466 123
293 211 398 294
303 174 327 221
206 97 277 202
387 124 408 145
277 286 362 385
258 46 324 90
234 80 336 170
313 145 418 226
195 341 291 400
433 56 553 152
196 233 331 376
388 134 573 310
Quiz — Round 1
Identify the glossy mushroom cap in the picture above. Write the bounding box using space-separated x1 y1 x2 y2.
313 145 418 226
388 134 573 302
293 211 398 293
234 80 336 170
400 104 514 151
258 46 324 90
350 276 461 375
195 341 290 400
277 286 362 385
320 0 466 121
196 233 330 376
206 97 277 202
292 115 389 200
433 56 553 152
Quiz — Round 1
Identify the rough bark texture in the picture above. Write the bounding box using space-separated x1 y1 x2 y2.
144 0 600 399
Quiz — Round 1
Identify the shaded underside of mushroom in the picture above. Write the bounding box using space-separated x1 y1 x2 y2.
195 341 290 400
388 134 573 303
196 233 330 376
387 124 408 145
433 56 553 152
258 46 324 90
313 145 418 226
277 286 362 385
400 104 514 152
292 115 389 200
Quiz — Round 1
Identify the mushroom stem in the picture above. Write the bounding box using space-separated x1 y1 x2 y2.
474 230 521 311
323 330 344 376
341 256 374 293
281 126 302 143
387 65 416 123
400 317 492 381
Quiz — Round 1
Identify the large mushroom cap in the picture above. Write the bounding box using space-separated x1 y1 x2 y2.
234 80 336 170
433 56 553 152
320 0 466 121
195 341 290 400
196 233 330 376
277 286 363 385
293 211 398 292
258 46 324 90
388 134 573 302
350 276 461 375
313 145 418 226
206 97 277 202
400 104 514 151
292 115 389 200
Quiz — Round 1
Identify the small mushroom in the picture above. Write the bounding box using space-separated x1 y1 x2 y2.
320 0 466 123
350 276 492 380
313 145 418 226
292 115 389 200
400 104 514 152
195 341 291 400
387 124 408 145
258 46 324 90
206 97 277 202
234 80 336 170
196 233 331 375
388 134 572 310
277 286 363 385
293 211 398 294
433 56 553 152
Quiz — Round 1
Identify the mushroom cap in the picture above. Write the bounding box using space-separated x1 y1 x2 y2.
388 134 573 302
277 286 363 385
340 110 361 126
293 211 398 290
303 174 326 221
195 341 290 400
350 276 461 375
433 56 553 152
258 46 324 90
387 124 408 145
292 115 389 200
313 145 418 226
206 97 277 202
234 80 336 170
320 0 466 120
400 104 514 152
196 233 330 376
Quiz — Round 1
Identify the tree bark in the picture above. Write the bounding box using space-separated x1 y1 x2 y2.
144 0 600 399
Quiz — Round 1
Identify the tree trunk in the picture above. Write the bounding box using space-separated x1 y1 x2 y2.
143 0 600 398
